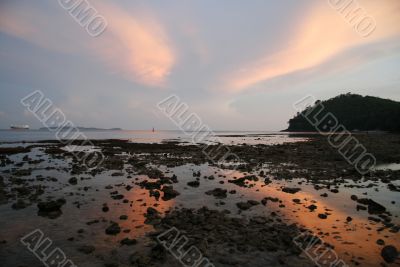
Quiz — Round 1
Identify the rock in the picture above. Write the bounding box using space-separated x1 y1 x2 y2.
368 217 381 223
149 244 167 261
129 254 152 266
193 171 201 177
150 190 160 200
11 199 28 210
187 180 200 187
139 180 162 190
368 201 386 215
37 198 66 212
161 186 180 201
381 245 398 263
376 239 385 246
282 187 301 194
145 207 161 225
236 200 259 210
318 214 328 219
68 177 78 185
356 205 367 211
248 200 260 206
264 178 272 185
77 245 95 254
146 207 158 215
120 215 128 220
351 195 358 201
139 167 163 179
120 238 137 246
250 216 268 224
237 202 252 210
228 175 258 187
125 185 133 191
105 222 121 235
292 199 301 204
314 185 323 190
307 204 317 211
346 216 352 222
111 194 124 200
388 183 400 192
357 198 386 214
320 193 328 197
170 174 178 183
205 188 227 199
102 205 109 212
13 169 32 176
145 206 310 265
261 197 279 205
86 219 99 225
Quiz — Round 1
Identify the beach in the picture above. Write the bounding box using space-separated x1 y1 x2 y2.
0 132 399 266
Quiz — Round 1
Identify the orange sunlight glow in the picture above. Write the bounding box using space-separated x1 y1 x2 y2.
94 3 175 88
0 3 175 88
221 0 400 92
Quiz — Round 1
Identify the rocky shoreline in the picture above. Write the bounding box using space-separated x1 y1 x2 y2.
140 206 313 267
0 134 399 266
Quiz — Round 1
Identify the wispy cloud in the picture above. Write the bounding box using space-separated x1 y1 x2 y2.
0 2 175 88
220 0 400 92
0 4 79 54
93 3 175 88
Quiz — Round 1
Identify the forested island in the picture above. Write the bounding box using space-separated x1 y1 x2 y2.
286 93 400 132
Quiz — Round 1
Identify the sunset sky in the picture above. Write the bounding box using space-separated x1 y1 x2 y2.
0 0 399 130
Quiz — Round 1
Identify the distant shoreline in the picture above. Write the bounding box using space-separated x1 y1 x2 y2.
0 127 123 131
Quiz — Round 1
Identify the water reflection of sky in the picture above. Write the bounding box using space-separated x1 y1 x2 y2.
0 144 399 266
373 163 400 171
164 164 400 267
0 130 309 145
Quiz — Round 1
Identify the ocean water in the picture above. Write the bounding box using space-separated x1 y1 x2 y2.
1 130 399 266
1 145 399 266
0 129 310 145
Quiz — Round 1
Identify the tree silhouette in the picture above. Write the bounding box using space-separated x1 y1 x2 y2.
287 93 400 132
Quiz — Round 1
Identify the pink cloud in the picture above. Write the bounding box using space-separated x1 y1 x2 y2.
0 2 176 88
220 0 400 92
92 3 176 87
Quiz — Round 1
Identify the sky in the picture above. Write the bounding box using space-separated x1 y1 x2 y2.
0 0 399 130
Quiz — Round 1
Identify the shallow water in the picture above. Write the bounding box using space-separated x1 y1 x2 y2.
0 129 309 145
0 141 399 266
374 163 400 171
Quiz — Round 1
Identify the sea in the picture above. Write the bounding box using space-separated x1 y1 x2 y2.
0 129 311 145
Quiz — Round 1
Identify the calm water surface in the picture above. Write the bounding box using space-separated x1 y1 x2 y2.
0 132 398 267
0 129 309 144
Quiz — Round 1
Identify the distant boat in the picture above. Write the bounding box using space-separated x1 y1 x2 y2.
10 125 29 130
